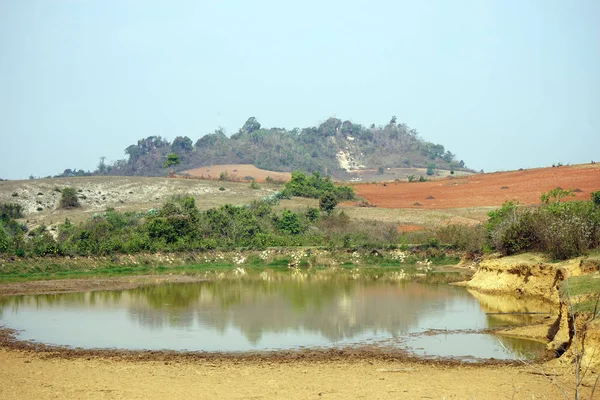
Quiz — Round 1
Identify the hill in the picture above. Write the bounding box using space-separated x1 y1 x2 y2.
94 117 470 180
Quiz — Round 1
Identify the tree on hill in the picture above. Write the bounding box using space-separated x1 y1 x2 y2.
172 136 193 152
163 153 181 170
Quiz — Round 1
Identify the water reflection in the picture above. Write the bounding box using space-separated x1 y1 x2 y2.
0 275 549 359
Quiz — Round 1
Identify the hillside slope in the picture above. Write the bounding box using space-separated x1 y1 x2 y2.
355 163 600 209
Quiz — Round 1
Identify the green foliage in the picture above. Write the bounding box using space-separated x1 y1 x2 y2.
171 136 193 152
250 180 260 189
0 203 24 221
219 171 229 181
60 187 80 209
591 191 600 206
486 194 600 259
540 187 574 205
284 171 355 201
278 210 302 235
407 175 415 182
436 224 485 254
426 163 436 176
163 153 181 169
0 223 9 253
319 191 338 215
305 207 320 222
419 176 426 182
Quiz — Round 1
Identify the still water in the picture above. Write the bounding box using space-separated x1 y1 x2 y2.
0 276 552 361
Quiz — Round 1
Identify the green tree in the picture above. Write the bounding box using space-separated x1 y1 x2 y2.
426 163 436 176
319 191 338 215
171 136 193 152
278 210 301 234
163 153 181 169
240 117 261 134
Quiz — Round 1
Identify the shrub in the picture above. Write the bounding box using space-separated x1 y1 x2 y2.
284 171 355 201
436 224 485 254
219 171 229 181
592 191 600 206
250 180 260 189
219 186 226 191
278 210 302 235
319 191 338 215
0 223 9 253
426 164 436 176
408 175 415 182
60 187 80 209
305 207 320 222
419 176 426 182
486 193 600 259
0 203 24 221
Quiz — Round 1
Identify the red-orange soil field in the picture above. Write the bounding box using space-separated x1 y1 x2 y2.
354 163 600 209
182 164 291 182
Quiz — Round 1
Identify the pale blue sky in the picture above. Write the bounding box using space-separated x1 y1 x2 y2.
1 0 598 180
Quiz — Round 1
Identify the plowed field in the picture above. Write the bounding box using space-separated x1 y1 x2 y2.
354 163 600 209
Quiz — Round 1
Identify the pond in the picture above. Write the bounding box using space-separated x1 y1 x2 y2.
0 274 553 361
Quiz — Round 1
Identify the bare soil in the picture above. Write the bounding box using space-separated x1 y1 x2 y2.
354 163 600 209
0 347 587 400
182 164 291 183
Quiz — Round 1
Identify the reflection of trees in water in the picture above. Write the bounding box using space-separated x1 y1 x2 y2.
124 279 458 343
0 290 125 313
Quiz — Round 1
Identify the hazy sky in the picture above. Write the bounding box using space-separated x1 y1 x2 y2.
1 0 598 180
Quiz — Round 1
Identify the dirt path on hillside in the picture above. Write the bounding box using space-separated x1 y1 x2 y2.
355 163 600 209
0 348 589 400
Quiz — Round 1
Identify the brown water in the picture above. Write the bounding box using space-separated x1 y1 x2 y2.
0 276 552 361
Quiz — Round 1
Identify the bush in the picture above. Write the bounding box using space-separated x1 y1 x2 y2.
250 180 260 189
284 171 355 201
60 187 80 209
278 210 302 235
0 203 24 221
0 223 9 253
592 191 600 206
486 194 600 259
426 164 435 176
319 191 338 215
436 224 485 254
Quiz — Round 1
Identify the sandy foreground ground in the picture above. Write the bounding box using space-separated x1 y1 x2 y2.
0 348 590 400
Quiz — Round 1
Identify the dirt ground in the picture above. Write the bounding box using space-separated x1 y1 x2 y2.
354 163 600 209
182 164 292 183
0 347 590 400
